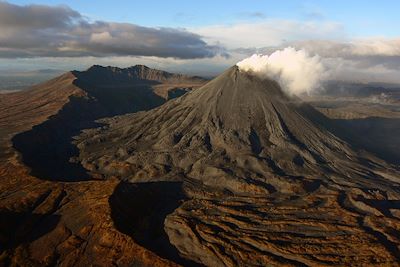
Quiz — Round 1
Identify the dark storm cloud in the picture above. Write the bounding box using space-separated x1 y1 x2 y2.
0 2 81 29
0 2 226 59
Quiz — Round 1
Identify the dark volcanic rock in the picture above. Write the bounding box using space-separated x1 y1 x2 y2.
77 66 400 266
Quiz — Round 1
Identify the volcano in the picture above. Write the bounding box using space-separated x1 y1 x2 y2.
77 66 400 266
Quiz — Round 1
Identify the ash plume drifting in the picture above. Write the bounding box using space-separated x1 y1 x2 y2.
237 47 326 95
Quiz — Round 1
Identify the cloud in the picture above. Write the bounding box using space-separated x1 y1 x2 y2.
192 18 400 83
322 57 400 84
282 39 400 71
229 37 400 84
236 12 267 19
0 2 226 59
301 3 326 20
237 47 326 95
1 2 399 85
350 39 400 56
0 2 81 29
248 12 267 18
288 39 400 58
0 54 237 77
304 10 325 20
193 20 345 49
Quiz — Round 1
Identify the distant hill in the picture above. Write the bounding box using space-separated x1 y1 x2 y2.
318 80 400 98
0 69 65 91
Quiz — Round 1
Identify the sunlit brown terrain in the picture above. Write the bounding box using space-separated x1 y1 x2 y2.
1 65 399 266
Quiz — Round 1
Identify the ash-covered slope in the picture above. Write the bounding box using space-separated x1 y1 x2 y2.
77 66 400 266
78 66 395 192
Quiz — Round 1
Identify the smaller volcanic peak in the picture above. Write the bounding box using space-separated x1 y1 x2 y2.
76 64 205 86
71 64 207 113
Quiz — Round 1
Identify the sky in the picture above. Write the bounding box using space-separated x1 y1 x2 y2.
1 0 400 82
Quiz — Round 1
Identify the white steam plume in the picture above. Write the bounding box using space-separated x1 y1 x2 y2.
236 47 326 95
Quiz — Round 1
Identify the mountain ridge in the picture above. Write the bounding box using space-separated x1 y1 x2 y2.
75 64 206 86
